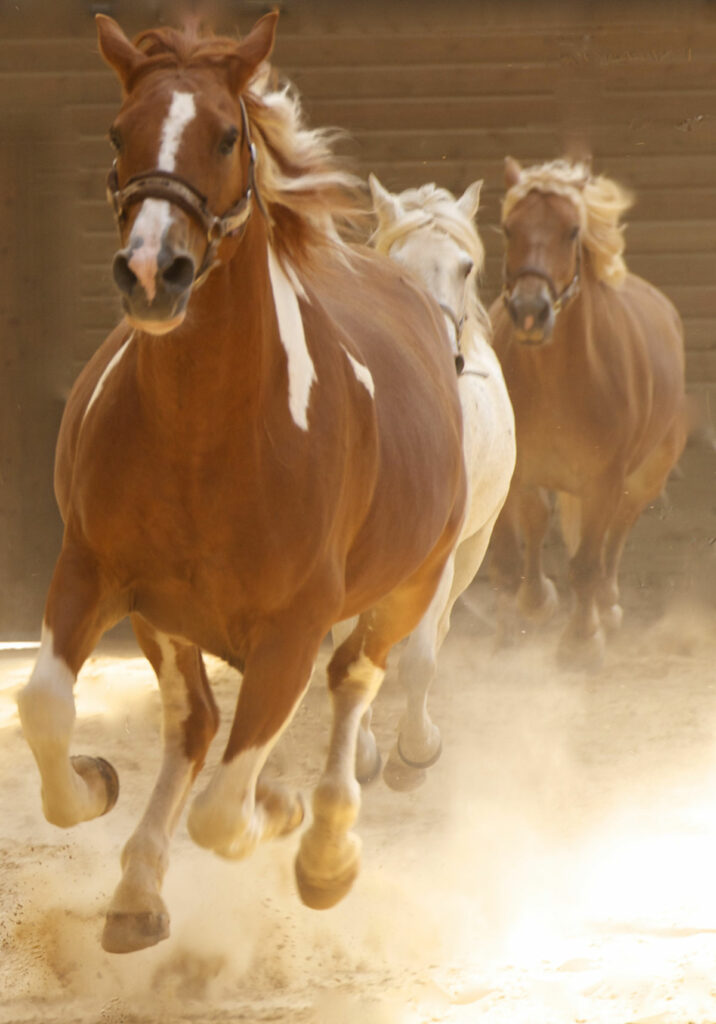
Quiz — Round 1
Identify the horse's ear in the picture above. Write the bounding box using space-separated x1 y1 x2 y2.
96 14 144 92
228 11 279 95
457 179 483 220
368 174 401 226
504 156 522 189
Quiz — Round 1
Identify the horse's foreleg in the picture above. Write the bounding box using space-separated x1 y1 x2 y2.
186 622 321 860
102 618 219 954
17 542 122 828
381 558 456 791
599 427 686 633
296 562 447 910
488 488 525 644
516 485 558 624
560 478 622 669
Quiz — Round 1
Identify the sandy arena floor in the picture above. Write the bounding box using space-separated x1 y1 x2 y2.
1 444 716 1024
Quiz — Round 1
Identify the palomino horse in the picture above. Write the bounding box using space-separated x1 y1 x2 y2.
489 157 686 667
17 13 466 953
362 176 515 787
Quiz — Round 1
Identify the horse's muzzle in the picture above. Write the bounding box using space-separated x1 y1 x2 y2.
504 286 555 345
112 244 196 334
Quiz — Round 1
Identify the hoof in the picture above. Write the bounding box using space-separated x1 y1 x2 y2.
355 746 382 787
517 576 558 625
294 833 361 910
102 909 169 954
557 625 606 673
294 853 359 911
382 748 427 792
71 755 119 816
396 731 442 771
600 602 623 634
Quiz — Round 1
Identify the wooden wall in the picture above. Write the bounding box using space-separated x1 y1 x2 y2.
1 0 714 633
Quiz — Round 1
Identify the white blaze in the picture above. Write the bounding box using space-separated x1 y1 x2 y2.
128 92 197 300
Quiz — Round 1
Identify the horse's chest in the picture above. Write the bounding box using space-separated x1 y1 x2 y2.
513 400 612 492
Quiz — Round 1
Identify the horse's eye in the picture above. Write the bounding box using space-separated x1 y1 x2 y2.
108 126 122 153
569 226 579 241
219 127 239 156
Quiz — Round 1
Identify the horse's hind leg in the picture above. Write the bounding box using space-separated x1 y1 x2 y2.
17 541 122 828
295 567 446 910
102 616 219 954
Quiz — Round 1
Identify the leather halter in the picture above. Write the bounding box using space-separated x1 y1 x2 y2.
105 97 266 287
501 238 582 316
438 301 488 380
438 301 467 375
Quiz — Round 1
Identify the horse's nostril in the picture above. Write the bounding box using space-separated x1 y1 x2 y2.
113 253 138 297
161 255 195 293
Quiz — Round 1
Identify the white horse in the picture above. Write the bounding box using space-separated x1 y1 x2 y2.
358 175 516 788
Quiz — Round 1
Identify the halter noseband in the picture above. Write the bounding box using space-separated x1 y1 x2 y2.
501 238 582 316
105 97 266 287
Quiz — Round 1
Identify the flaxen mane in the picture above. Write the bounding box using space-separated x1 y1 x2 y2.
370 183 492 347
130 25 365 270
502 159 633 287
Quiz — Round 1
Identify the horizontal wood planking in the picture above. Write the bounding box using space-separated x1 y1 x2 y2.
2 1 714 392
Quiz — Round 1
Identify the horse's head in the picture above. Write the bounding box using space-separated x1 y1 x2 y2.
96 12 277 334
369 175 482 360
501 156 586 346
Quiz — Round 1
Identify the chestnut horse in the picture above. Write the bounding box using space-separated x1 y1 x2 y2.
17 13 466 953
489 157 686 668
362 175 515 787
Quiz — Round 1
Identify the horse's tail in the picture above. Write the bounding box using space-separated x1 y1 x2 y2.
557 491 581 557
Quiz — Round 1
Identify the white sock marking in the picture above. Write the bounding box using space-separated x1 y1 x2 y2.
267 247 316 431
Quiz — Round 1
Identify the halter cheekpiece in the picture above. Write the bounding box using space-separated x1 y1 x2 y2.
501 238 582 316
106 97 265 287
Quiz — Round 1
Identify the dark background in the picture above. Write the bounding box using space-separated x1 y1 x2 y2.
1 0 714 637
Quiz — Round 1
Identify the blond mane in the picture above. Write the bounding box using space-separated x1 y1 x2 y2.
370 183 491 345
130 25 365 271
502 159 633 287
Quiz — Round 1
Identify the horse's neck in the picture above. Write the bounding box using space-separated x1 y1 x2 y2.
136 220 282 424
462 293 492 360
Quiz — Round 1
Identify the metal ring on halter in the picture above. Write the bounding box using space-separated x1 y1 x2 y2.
105 96 268 287
501 240 582 315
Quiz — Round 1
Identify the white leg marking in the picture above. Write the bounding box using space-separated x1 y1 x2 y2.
326 653 385 797
187 746 272 858
128 91 196 301
267 246 316 431
83 331 135 421
110 635 197 917
188 667 313 857
342 347 375 398
17 627 106 826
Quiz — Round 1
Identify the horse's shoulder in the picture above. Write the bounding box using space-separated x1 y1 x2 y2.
54 321 134 517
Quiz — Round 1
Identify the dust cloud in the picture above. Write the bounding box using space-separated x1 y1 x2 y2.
1 447 716 1023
